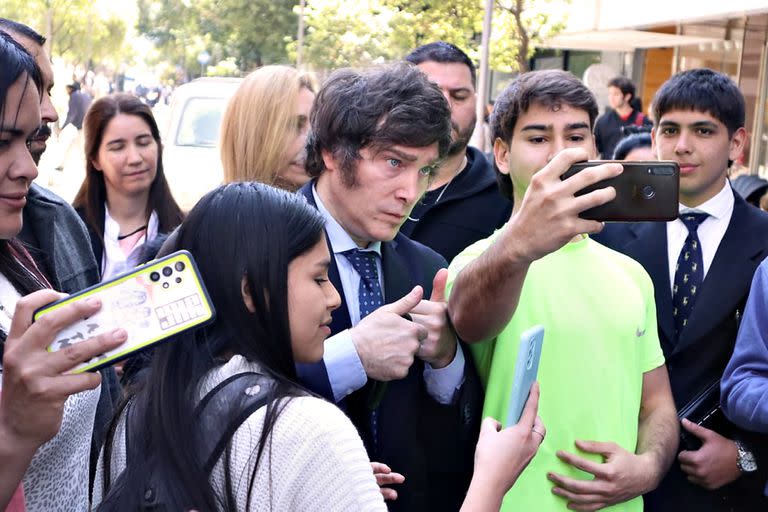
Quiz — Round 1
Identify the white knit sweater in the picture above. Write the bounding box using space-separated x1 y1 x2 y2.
93 355 386 511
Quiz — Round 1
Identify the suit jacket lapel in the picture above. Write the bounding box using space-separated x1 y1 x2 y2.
675 197 768 352
623 222 676 349
301 182 354 332
328 249 353 333
294 182 350 400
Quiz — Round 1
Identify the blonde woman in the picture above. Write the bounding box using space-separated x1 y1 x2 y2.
220 66 315 191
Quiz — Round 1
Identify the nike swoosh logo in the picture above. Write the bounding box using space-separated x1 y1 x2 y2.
636 328 646 337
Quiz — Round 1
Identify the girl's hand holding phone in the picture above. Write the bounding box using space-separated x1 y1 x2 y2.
0 290 125 449
461 382 545 511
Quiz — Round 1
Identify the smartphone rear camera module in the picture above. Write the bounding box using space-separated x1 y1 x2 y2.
150 271 160 282
162 266 173 277
175 261 186 272
642 185 656 199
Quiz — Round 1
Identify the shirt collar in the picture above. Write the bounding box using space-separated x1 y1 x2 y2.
679 180 733 221
104 203 159 240
312 184 382 256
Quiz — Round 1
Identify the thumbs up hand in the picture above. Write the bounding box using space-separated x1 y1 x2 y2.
410 269 457 369
350 286 427 381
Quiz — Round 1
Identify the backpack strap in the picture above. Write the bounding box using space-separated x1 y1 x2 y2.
196 371 276 473
109 371 275 511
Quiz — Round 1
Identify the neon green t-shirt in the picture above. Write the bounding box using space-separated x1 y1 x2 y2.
447 233 665 512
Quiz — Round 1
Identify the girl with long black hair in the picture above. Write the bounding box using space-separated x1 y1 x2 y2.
94 182 545 511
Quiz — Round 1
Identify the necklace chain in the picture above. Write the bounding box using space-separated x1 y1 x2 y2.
408 155 467 223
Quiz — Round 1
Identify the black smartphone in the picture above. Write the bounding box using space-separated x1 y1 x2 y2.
561 160 680 222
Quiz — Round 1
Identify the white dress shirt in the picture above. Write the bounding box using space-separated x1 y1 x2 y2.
101 205 159 282
666 181 734 294
312 185 465 404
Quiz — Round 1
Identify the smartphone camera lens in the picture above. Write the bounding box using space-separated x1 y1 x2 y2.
642 185 656 199
162 266 173 277
175 261 185 272
162 282 170 289
175 277 182 284
150 271 160 282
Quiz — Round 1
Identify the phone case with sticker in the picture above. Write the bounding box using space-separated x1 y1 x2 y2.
37 250 215 373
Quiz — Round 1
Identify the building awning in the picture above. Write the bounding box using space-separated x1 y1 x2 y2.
543 29 722 52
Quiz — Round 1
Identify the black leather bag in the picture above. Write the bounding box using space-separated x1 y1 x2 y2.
677 379 733 450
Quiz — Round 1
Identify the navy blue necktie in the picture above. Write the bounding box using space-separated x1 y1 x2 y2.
343 249 384 319
342 248 384 456
673 212 709 338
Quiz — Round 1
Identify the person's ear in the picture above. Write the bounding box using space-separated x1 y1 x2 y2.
241 276 256 313
493 138 511 176
728 127 747 163
321 149 339 174
91 157 103 172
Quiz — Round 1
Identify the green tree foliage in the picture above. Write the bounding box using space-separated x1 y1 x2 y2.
491 0 568 72
138 0 297 75
200 0 297 70
136 0 206 78
1 0 128 69
288 0 394 69
384 0 483 59
296 0 569 72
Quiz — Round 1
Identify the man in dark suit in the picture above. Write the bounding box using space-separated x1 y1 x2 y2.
595 68 768 511
296 63 482 511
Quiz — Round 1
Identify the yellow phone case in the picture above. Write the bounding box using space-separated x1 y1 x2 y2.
37 250 215 373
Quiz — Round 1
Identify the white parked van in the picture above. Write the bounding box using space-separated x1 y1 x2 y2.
162 77 242 211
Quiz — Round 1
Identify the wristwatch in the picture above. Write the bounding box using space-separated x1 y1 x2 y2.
735 440 758 473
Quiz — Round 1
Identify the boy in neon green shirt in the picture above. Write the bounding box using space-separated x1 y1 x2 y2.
447 70 679 511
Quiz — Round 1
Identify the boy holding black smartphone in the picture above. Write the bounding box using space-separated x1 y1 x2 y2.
446 69 679 511
595 68 768 511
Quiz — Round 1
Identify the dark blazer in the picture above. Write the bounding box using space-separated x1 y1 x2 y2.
75 204 106 270
594 192 768 511
296 182 483 511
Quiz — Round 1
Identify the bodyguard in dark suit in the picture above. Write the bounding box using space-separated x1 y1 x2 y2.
296 64 482 511
595 68 768 511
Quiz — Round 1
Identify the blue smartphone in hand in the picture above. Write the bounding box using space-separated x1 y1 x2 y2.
506 325 544 426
